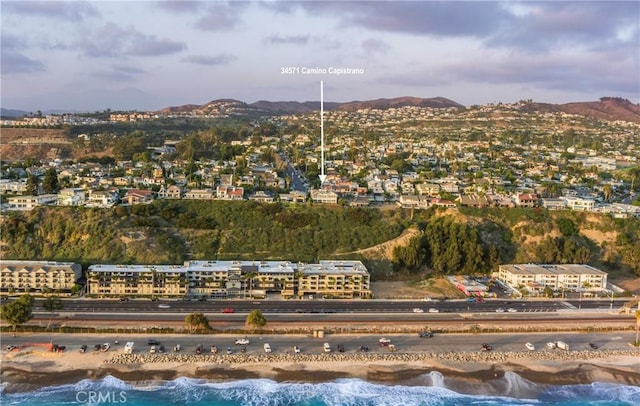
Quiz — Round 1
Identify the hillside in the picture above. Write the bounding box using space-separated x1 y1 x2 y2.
2 202 638 294
560 97 640 124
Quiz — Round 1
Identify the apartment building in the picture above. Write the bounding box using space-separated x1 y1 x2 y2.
498 263 607 295
87 264 188 297
85 260 370 299
297 260 371 299
1 260 82 294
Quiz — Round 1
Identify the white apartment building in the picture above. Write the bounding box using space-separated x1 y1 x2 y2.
1 260 82 294
498 263 607 295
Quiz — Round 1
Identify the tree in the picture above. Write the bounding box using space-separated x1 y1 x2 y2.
1 294 34 331
245 309 267 331
42 168 60 194
43 296 63 329
25 174 40 196
185 312 211 334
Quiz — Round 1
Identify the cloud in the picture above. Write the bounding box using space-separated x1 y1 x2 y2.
292 1 509 37
195 2 248 31
488 2 640 52
361 38 390 55
92 65 147 82
1 34 46 74
183 54 236 66
2 0 99 21
264 34 310 46
156 0 205 13
76 23 187 58
434 51 638 96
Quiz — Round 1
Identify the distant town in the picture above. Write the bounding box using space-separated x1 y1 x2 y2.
1 98 639 217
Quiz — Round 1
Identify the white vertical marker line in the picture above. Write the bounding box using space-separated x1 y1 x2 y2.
319 80 326 184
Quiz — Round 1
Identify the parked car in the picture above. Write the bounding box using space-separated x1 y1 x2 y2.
546 342 556 350
149 345 157 354
323 343 332 353
147 339 161 346
412 308 424 313
293 345 301 354
226 347 233 354
6 345 17 351
481 343 492 351
379 338 391 347
263 343 272 353
589 342 598 349
210 345 218 354
495 308 505 313
525 342 535 351
101 343 110 352
79 344 87 353
428 308 439 313
507 308 517 313
337 344 345 352
235 338 250 345
195 344 203 354
173 344 181 352
419 331 434 338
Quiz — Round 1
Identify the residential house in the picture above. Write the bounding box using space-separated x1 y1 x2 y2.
123 189 154 205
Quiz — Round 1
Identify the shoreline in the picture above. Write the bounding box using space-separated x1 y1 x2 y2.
2 348 639 395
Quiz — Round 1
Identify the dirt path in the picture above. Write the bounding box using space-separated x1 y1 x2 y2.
345 226 421 260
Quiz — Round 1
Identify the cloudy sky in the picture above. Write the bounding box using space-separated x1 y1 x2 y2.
2 0 639 112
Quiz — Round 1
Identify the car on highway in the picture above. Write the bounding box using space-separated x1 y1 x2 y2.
412 308 424 313
222 308 234 313
525 342 535 351
158 304 171 309
507 308 518 313
147 339 161 346
419 331 434 338
337 344 345 352
263 343 272 353
428 308 439 313
495 308 505 313
235 338 250 345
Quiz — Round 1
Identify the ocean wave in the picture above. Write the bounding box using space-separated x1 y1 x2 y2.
1 375 638 405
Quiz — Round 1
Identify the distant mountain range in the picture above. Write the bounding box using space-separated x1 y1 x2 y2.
3 97 639 123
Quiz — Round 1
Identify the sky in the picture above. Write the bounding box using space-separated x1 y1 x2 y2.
1 0 639 112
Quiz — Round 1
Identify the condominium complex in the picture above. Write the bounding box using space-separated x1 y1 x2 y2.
86 260 371 299
0 260 83 294
498 263 608 294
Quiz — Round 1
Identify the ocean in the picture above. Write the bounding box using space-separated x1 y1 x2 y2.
1 373 638 406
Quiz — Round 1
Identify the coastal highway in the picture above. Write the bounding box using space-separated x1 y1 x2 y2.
2 331 636 356
28 298 632 314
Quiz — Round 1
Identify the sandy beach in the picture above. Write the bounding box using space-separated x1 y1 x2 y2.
2 341 639 395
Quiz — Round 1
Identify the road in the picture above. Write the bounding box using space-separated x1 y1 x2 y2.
29 298 632 314
3 331 634 356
